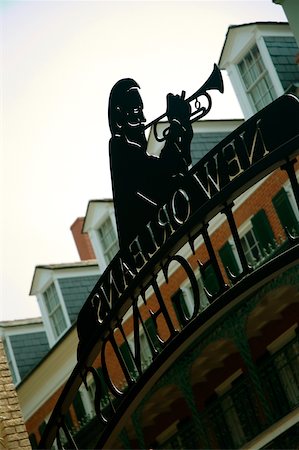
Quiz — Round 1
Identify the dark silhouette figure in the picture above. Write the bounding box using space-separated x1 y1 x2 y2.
108 78 193 249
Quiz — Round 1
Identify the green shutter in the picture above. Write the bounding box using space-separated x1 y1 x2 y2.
73 391 86 422
119 341 135 375
203 265 219 296
97 367 107 391
38 421 46 437
219 242 240 278
171 289 190 326
272 188 299 235
144 317 161 350
29 434 38 449
251 209 275 250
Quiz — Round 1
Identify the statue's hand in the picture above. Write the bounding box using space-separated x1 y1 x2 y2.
166 93 191 124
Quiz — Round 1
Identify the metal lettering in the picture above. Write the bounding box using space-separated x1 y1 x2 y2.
129 235 148 272
171 189 191 225
163 254 200 324
101 334 133 398
145 220 161 257
149 277 177 344
223 139 244 181
157 203 176 243
240 119 269 165
192 153 221 199
118 257 136 290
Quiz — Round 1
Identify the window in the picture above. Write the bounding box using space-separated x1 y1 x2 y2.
228 209 275 270
241 228 262 265
238 44 276 112
43 283 67 340
98 217 119 264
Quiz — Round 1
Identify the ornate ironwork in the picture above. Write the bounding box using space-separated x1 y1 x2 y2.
39 94 299 449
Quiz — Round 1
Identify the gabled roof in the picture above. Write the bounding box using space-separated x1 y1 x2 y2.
83 198 114 233
10 330 50 381
0 317 43 328
191 119 244 164
29 260 99 295
219 21 289 68
264 35 299 91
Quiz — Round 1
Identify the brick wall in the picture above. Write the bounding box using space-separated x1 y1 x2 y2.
0 339 31 450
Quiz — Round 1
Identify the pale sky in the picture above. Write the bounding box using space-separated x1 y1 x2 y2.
1 0 287 321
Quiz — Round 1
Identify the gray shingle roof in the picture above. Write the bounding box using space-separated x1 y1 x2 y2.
10 331 49 380
59 275 99 324
264 36 299 91
191 132 229 164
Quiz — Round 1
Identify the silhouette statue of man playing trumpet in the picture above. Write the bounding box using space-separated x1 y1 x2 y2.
108 78 193 250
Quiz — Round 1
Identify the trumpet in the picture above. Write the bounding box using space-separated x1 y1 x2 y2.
145 64 224 142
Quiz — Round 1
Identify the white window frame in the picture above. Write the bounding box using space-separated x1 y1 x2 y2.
88 210 119 270
229 218 263 272
240 227 262 266
97 215 119 265
79 379 96 420
3 336 21 385
38 278 71 347
237 41 277 113
227 32 285 119
283 180 299 222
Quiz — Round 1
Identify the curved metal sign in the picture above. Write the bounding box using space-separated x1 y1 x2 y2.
39 93 299 449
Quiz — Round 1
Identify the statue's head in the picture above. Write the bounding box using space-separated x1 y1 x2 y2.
108 78 146 143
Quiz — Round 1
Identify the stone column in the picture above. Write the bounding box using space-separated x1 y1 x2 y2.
0 339 31 450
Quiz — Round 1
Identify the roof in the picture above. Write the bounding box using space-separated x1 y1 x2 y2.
264 35 299 91
59 274 99 324
34 260 98 271
219 21 289 68
190 119 244 164
0 317 43 328
83 199 114 233
10 331 50 381
29 259 99 296
191 132 230 164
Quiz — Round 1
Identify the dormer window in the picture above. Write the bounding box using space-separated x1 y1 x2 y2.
31 262 99 347
43 283 68 341
237 44 276 112
98 217 119 264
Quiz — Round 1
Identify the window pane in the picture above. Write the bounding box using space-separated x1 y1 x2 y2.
98 217 119 263
238 45 276 112
51 308 67 338
44 284 60 314
241 229 261 265
44 283 68 340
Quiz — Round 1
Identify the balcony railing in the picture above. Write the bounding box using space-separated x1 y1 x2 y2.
157 336 299 450
64 336 299 450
